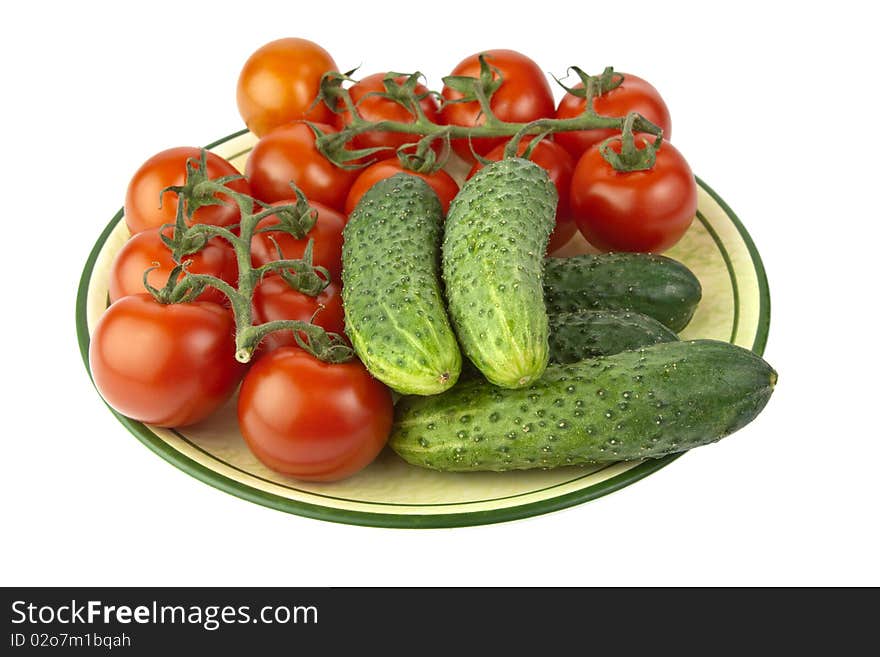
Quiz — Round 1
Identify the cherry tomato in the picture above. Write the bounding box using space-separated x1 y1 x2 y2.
108 226 238 306
237 348 393 481
344 160 459 216
249 200 346 280
89 295 245 427
252 276 346 353
554 73 672 161
570 137 697 253
124 147 251 235
245 121 358 211
335 72 442 157
440 49 555 161
236 37 337 137
468 140 576 253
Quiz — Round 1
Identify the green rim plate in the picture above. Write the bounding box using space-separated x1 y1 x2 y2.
75 129 770 529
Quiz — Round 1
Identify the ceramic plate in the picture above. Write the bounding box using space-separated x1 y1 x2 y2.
76 129 770 528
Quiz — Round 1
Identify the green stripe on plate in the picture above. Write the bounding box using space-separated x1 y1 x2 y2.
695 209 740 344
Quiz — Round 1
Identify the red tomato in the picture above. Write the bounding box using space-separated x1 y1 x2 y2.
554 73 672 161
570 137 697 253
249 200 345 280
468 140 576 253
89 295 245 427
440 49 555 161
252 276 346 353
245 121 358 211
344 160 459 215
124 147 251 235
237 348 393 481
108 226 238 306
335 72 442 157
236 37 337 137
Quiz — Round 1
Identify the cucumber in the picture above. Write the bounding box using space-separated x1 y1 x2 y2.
548 310 679 364
459 309 679 379
390 340 776 471
543 253 702 332
342 174 461 395
442 157 558 389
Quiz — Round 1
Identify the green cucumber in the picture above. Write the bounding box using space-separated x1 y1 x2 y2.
543 253 702 332
390 340 776 471
548 310 679 363
459 309 679 379
342 174 461 395
442 157 558 389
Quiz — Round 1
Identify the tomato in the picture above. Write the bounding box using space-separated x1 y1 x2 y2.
236 37 337 137
252 276 346 353
344 159 459 215
237 348 392 481
570 137 697 253
124 147 251 235
440 49 555 161
249 200 345 280
89 295 245 427
468 140 576 253
554 73 672 161
335 72 442 157
245 121 358 211
108 226 238 306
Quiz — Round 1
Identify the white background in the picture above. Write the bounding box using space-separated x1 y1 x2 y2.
1 1 877 586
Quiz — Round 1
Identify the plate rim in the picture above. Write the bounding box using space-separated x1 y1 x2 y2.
75 129 771 529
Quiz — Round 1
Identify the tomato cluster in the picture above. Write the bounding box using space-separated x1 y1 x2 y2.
93 125 391 482
91 37 700 484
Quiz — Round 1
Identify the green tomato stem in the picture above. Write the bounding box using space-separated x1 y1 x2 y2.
317 64 662 172
159 174 352 364
598 112 664 172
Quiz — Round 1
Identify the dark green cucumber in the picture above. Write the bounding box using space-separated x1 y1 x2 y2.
543 253 702 332
390 340 776 471
460 309 679 379
443 157 558 389
342 174 461 395
548 310 679 363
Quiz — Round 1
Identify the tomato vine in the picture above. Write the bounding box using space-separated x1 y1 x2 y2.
151 152 353 365
314 57 665 172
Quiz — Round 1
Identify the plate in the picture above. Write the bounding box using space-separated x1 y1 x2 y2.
76 129 770 528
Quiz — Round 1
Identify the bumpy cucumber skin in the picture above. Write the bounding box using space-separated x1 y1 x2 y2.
544 253 702 332
342 174 461 395
548 310 679 364
390 340 776 471
442 158 558 389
